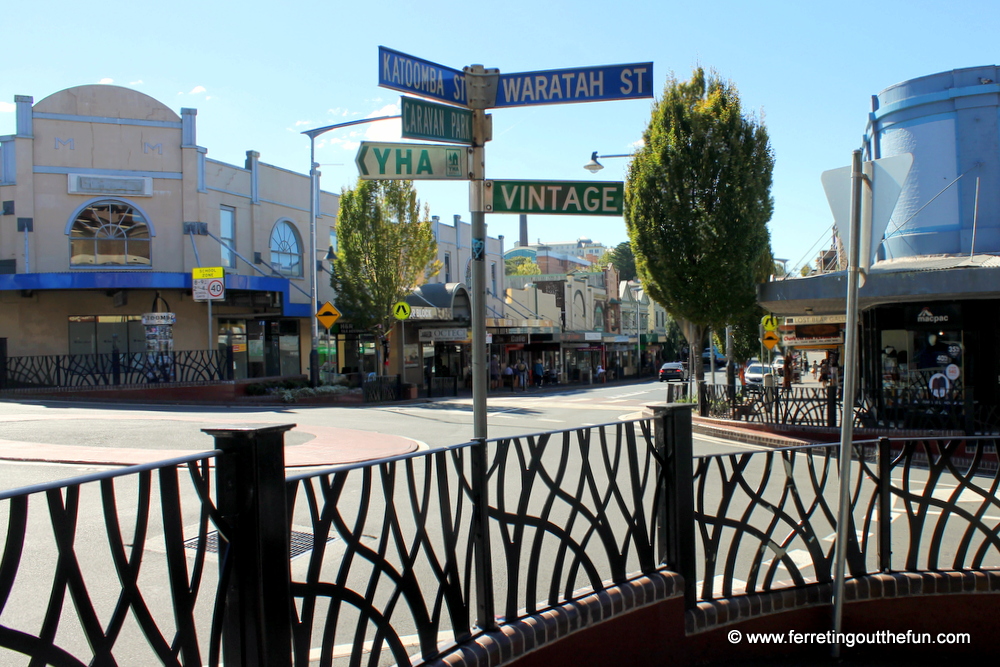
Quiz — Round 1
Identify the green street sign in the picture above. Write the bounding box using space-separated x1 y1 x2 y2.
356 141 468 180
489 180 624 216
401 96 473 144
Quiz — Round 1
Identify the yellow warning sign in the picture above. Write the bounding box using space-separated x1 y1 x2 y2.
393 301 412 320
762 330 780 350
761 314 780 332
316 301 342 330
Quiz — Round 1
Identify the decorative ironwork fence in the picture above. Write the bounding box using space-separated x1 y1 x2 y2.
692 436 1000 602
4 414 1000 666
427 375 459 397
0 349 231 390
700 382 999 433
362 374 403 402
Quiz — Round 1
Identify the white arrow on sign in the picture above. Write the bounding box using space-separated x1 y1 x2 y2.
822 153 913 273
355 141 468 180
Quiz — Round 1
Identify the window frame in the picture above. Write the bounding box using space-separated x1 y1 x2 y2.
220 205 236 270
269 219 304 278
65 197 154 268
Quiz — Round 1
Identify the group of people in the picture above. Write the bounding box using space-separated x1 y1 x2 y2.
490 356 550 391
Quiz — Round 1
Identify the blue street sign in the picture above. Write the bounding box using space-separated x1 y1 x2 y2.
495 62 654 108
378 46 468 108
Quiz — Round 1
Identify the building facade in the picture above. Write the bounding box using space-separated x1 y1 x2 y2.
0 86 338 378
760 66 1000 431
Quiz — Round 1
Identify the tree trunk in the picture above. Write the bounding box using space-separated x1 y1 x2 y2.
679 319 705 386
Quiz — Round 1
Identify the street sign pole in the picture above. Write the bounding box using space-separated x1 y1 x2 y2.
832 150 864 657
467 65 496 442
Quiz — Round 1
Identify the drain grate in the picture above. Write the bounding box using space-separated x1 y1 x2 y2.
183 530 333 559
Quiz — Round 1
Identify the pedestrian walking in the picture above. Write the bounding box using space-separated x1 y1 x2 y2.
490 355 500 390
533 359 544 388
515 359 528 391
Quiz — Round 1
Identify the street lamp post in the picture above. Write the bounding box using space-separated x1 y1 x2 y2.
583 151 633 173
302 115 400 386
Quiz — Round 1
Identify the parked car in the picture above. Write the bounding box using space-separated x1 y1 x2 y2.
771 355 785 376
702 346 726 366
659 362 687 382
743 363 767 387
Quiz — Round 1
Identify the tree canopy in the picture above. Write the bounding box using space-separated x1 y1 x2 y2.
624 67 774 377
504 256 540 276
604 241 637 281
332 179 439 370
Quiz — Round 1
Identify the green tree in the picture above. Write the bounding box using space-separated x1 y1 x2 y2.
504 256 540 276
624 67 774 381
332 179 440 374
606 241 637 281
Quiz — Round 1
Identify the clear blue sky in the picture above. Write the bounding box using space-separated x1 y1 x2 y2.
4 0 998 273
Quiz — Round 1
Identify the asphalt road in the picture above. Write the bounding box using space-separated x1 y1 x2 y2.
0 373 747 491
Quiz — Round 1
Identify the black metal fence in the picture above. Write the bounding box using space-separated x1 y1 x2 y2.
427 375 458 397
0 349 232 390
3 413 1000 665
693 436 1000 601
700 382 998 434
361 374 403 402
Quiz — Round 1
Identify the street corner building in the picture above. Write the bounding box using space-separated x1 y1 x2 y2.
0 85 339 380
759 65 1000 432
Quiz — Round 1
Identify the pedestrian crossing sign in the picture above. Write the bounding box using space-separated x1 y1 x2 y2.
393 301 412 320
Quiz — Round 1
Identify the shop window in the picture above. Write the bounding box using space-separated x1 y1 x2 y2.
68 315 144 354
269 219 303 277
69 200 151 266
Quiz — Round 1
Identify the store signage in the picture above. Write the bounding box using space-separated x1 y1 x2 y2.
783 314 847 325
781 334 844 347
142 312 176 326
905 304 962 328
419 328 471 342
409 306 452 320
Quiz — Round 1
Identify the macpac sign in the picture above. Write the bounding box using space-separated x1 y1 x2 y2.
905 304 962 329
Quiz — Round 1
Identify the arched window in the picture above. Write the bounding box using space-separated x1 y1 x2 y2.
69 200 151 266
270 220 302 277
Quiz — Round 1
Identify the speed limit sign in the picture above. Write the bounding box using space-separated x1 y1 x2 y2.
206 278 225 300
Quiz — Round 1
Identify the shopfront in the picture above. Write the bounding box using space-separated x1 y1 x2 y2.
218 318 300 380
864 303 975 426
419 327 472 388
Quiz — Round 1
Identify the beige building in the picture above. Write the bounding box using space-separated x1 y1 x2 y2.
0 85 339 378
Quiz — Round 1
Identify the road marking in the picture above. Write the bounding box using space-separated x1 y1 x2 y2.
537 418 564 423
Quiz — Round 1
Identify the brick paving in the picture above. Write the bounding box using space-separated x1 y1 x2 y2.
0 413 419 467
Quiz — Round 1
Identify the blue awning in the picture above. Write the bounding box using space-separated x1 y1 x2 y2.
0 271 312 318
